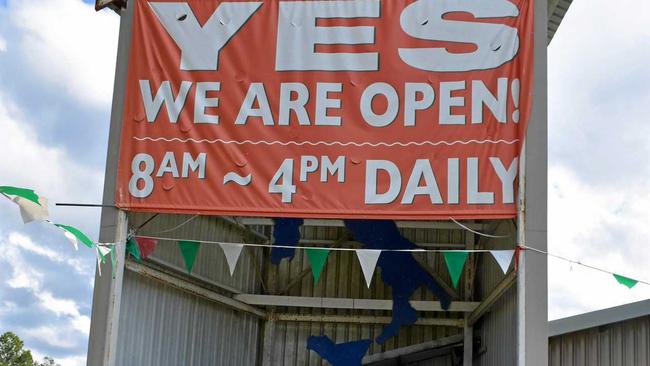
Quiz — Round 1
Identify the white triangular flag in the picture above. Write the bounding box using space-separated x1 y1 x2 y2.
95 245 112 277
491 250 515 274
97 245 112 259
355 249 382 288
219 243 244 276
62 230 78 250
12 196 49 223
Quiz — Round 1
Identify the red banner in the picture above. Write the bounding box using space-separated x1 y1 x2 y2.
116 0 534 219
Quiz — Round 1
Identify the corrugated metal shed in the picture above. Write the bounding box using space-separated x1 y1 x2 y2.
116 213 519 365
548 300 650 366
260 223 471 365
475 221 518 366
548 0 574 43
114 214 266 366
116 271 262 366
88 0 563 364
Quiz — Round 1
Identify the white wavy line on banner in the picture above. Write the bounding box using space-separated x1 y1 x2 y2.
223 172 252 186
133 136 519 147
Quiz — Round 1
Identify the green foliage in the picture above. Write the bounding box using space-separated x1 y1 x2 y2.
0 332 60 366
0 332 33 366
34 357 60 366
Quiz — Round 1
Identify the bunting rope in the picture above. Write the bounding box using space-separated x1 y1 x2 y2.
1 185 648 288
131 234 650 288
524 246 650 287
149 214 199 234
449 217 512 239
134 235 498 253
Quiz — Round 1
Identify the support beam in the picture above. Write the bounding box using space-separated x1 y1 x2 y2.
518 0 548 364
300 239 465 249
239 218 486 230
86 3 132 365
463 317 473 366
234 294 479 312
221 216 269 242
468 270 517 326
261 320 276 366
362 334 464 364
144 257 243 294
125 260 266 318
463 221 476 366
274 314 464 327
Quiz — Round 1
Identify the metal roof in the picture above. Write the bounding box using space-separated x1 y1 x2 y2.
548 0 574 44
548 299 650 337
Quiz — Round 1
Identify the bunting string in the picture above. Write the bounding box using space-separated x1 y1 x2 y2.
149 214 199 235
1 185 648 289
133 234 649 288
449 217 512 239
1 185 117 276
134 235 498 252
524 246 650 287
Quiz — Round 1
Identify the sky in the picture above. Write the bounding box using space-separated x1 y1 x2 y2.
0 0 648 365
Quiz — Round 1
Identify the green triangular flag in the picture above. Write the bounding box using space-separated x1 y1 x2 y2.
613 274 638 289
110 245 117 279
305 248 330 284
0 186 41 206
443 251 469 289
54 224 94 249
96 244 113 277
126 237 142 262
178 241 201 274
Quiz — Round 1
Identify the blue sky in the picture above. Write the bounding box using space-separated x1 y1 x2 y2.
0 0 648 365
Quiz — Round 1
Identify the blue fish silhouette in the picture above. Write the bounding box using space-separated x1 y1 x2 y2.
307 336 372 366
270 218 303 264
344 220 452 343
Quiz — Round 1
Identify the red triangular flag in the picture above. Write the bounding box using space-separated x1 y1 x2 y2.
135 237 158 259
514 245 523 271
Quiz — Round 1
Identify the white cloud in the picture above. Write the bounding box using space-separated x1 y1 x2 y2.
9 232 92 275
52 355 87 366
10 0 119 107
0 2 117 365
4 237 44 291
0 232 92 335
20 326 79 349
547 0 650 320
0 231 92 365
35 291 91 334
0 94 104 231
548 165 650 320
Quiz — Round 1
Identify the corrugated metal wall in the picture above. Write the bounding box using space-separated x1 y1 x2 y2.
115 213 265 366
114 214 519 365
261 221 518 365
406 356 453 366
262 225 466 365
116 271 261 366
549 316 650 366
475 220 518 366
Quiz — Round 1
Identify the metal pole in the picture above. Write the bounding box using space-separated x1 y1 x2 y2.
517 0 549 364
517 142 527 366
86 1 134 365
463 317 473 366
